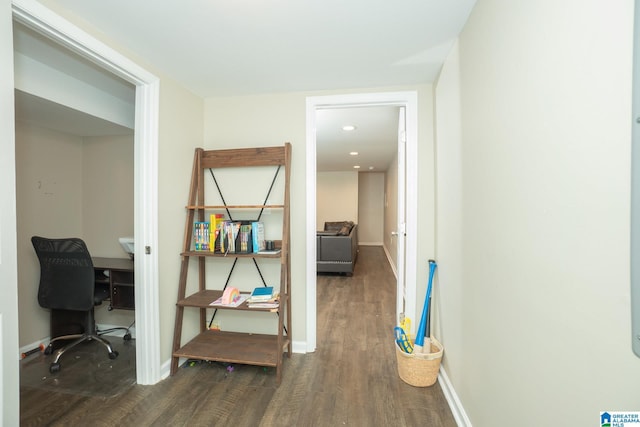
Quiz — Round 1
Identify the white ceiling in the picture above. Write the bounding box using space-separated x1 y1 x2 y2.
316 106 400 172
15 89 133 137
15 0 476 169
43 0 476 97
13 20 135 137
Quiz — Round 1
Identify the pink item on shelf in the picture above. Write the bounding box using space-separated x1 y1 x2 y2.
221 287 240 305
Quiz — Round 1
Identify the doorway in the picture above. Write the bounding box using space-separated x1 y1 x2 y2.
11 1 161 385
305 92 419 351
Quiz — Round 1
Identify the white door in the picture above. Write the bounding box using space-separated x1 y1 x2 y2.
395 107 407 325
0 3 20 424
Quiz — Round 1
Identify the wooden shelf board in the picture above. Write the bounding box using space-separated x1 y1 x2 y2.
186 204 284 209
173 330 289 367
177 289 287 312
180 250 282 258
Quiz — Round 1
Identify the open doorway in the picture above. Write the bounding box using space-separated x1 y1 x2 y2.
306 92 419 352
10 1 161 385
14 20 137 363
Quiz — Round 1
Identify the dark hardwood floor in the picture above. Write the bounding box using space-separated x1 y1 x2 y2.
20 246 455 426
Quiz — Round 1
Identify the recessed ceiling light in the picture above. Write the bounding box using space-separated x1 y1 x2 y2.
353 165 360 169
350 151 358 156
369 166 374 170
342 125 357 131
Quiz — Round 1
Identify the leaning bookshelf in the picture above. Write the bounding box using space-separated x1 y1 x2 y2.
170 143 292 384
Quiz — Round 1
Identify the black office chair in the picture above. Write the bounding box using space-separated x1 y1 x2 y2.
31 236 119 373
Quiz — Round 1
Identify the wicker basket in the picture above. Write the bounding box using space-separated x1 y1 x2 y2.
395 337 443 387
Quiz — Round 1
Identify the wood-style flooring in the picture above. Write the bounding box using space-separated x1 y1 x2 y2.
20 246 455 426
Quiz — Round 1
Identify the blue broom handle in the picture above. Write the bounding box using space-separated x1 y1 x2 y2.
415 260 437 347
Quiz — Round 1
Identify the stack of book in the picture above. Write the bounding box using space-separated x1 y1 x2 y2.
247 286 279 308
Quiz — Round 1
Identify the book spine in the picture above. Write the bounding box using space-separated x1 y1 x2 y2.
252 221 265 253
209 214 224 252
194 221 210 251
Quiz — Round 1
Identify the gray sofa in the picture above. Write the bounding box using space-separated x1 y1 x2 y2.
316 221 358 275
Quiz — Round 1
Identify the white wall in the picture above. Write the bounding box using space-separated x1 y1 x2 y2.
317 171 358 229
435 1 639 425
358 172 384 245
14 51 135 129
434 39 463 394
1 1 20 423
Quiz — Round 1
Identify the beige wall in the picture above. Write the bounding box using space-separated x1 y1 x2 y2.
435 0 638 425
82 134 135 329
203 93 307 337
15 123 136 345
15 122 84 344
358 172 384 245
156 77 205 355
317 171 358 229
82 134 134 258
204 86 434 341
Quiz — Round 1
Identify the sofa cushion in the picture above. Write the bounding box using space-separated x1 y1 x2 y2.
338 224 352 236
324 221 354 235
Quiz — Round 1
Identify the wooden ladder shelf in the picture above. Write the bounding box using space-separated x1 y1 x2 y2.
170 143 292 384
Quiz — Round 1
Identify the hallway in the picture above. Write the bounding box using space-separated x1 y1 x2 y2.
20 245 455 426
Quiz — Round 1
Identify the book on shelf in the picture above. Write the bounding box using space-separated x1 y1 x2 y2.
209 213 224 252
210 294 248 307
247 292 280 308
248 286 273 302
215 220 256 254
239 223 253 253
247 300 279 309
193 221 210 251
252 221 265 253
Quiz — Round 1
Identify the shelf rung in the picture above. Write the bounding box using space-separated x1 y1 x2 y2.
185 205 284 209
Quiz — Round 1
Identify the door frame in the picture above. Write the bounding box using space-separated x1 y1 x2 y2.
11 0 161 384
305 91 418 351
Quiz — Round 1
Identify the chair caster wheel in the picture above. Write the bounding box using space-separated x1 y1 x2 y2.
109 351 119 360
44 345 53 355
123 333 132 341
49 363 60 374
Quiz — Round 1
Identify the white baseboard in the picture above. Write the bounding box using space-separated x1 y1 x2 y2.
382 245 397 278
292 340 308 354
19 323 135 361
438 366 472 426
97 323 136 338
